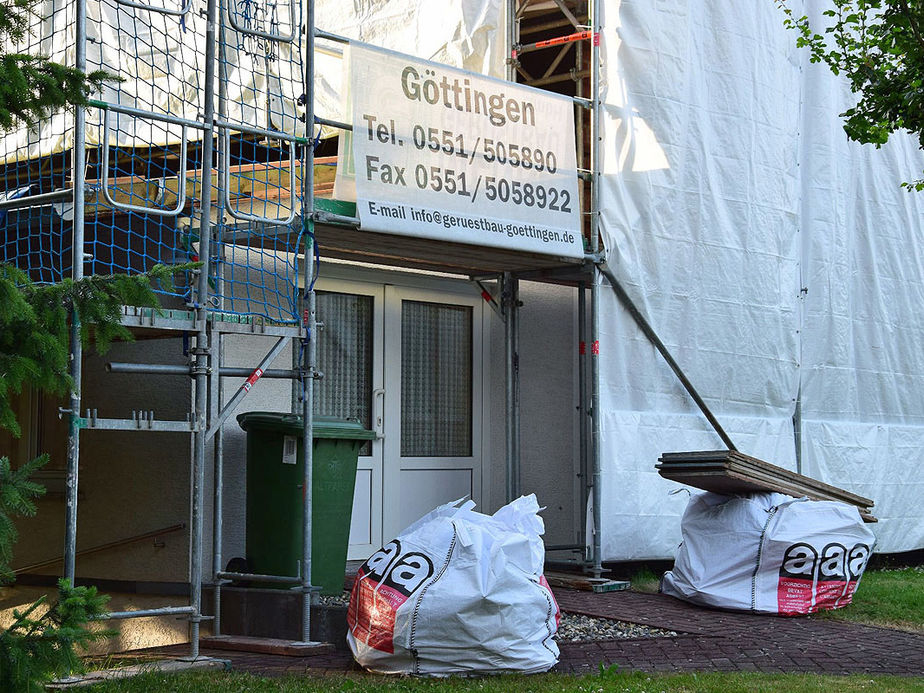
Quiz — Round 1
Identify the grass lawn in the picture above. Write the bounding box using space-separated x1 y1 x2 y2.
813 567 924 633
82 670 924 692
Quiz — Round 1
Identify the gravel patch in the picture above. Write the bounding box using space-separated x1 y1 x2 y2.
555 612 677 642
323 592 677 642
317 593 350 607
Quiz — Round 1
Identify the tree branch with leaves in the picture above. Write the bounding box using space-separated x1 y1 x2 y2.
777 0 924 190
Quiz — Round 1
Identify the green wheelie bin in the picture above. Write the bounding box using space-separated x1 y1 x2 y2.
237 412 375 595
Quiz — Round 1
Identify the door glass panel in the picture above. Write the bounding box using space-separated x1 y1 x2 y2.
315 292 373 454
400 301 472 457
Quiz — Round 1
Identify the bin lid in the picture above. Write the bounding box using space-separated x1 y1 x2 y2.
236 411 377 440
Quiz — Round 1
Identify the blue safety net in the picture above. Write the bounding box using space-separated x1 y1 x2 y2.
0 0 310 323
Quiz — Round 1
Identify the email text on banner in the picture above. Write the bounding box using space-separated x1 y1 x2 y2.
350 44 583 259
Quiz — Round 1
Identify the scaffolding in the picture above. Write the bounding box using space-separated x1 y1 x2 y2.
1 0 607 658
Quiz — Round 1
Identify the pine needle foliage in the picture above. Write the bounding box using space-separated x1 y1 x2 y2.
0 262 192 687
0 262 192 437
0 453 47 583
0 579 115 693
0 0 110 130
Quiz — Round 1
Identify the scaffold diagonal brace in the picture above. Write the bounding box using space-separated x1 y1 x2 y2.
205 336 289 438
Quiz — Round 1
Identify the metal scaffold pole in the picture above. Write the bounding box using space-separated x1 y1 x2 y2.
189 0 220 658
209 328 224 636
210 0 229 637
298 0 318 645
503 0 521 505
64 0 88 584
506 0 517 82
589 0 604 578
577 281 589 550
590 268 603 578
503 272 521 502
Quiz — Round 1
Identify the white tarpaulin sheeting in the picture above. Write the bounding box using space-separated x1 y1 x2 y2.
0 0 503 162
314 0 504 128
797 4 924 553
596 0 924 558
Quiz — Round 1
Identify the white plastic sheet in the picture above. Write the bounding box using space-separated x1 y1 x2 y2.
796 5 924 554
0 0 504 161
314 0 504 129
347 495 559 676
595 0 803 559
596 0 924 558
661 492 876 614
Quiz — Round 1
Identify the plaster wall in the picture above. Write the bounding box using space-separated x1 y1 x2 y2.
487 280 581 548
11 338 191 584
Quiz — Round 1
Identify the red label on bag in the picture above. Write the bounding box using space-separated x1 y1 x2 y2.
835 543 871 609
348 568 399 652
777 543 817 615
347 540 434 653
814 543 849 611
777 541 871 615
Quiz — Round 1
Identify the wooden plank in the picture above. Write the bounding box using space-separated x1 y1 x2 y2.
47 658 229 688
312 223 583 276
657 449 876 522
198 635 333 657
83 157 338 216
658 450 874 506
545 571 631 593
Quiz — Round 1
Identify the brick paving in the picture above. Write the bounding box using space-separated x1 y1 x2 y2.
554 589 924 676
139 588 924 677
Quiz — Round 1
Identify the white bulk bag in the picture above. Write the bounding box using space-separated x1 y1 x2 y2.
661 492 875 614
347 495 560 675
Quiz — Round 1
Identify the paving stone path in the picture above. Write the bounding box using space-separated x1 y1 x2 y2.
554 589 924 676
140 589 924 677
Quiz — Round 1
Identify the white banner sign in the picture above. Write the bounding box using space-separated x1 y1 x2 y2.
345 44 583 259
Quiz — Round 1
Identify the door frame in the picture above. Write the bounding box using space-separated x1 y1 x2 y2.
313 276 385 560
314 263 492 559
381 283 487 542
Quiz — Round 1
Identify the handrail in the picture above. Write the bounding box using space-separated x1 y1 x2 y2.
100 106 190 217
114 0 193 18
14 523 186 574
226 0 296 44
221 126 298 226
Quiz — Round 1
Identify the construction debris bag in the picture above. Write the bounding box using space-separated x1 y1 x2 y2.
347 495 560 675
660 492 876 614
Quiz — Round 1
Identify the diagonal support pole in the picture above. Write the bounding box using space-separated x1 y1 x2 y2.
205 336 288 439
597 263 737 452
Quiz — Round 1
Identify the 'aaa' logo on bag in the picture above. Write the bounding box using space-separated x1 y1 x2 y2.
777 542 870 614
347 540 435 653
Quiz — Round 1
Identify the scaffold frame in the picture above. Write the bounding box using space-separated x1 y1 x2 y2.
2 0 607 660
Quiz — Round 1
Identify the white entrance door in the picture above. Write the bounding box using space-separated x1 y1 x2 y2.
381 285 484 542
314 277 484 560
314 280 385 561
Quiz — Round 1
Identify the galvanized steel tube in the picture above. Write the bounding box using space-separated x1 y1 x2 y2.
64 0 88 586
188 0 220 657
588 0 604 579
590 268 603 577
210 330 224 636
590 0 601 256
300 0 317 645
577 281 589 552
503 272 520 502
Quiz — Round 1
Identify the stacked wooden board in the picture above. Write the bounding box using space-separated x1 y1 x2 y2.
656 450 876 522
544 571 630 593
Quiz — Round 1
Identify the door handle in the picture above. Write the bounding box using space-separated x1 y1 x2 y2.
372 388 385 439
